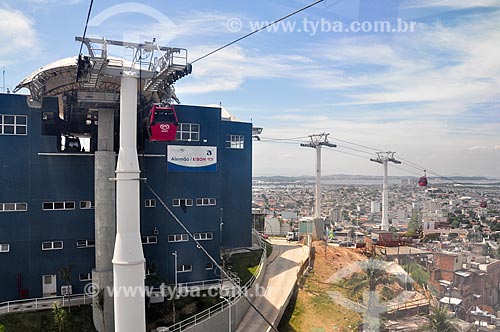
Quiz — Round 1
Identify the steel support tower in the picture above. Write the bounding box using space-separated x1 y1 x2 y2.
370 152 401 231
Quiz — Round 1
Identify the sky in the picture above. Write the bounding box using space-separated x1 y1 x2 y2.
1 0 500 178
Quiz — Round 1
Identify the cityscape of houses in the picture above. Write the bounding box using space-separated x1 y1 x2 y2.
252 177 500 330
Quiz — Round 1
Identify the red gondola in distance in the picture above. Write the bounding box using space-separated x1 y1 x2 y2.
480 201 488 208
148 105 178 142
419 170 428 187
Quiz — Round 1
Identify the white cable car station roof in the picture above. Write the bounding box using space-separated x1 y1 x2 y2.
14 37 192 104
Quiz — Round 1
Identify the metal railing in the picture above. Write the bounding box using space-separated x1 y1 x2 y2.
164 230 267 332
0 293 91 316
176 279 222 291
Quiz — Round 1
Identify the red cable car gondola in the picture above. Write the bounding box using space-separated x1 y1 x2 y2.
147 105 179 142
480 201 488 208
418 170 428 187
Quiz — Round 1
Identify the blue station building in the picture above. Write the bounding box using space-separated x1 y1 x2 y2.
0 92 253 302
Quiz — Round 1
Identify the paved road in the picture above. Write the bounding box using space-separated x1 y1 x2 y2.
235 239 309 332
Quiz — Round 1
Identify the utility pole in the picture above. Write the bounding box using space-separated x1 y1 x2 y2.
370 152 401 231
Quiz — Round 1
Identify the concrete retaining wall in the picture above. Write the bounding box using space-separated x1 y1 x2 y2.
270 255 310 330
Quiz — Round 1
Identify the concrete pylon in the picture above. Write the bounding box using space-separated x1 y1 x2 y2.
112 73 146 332
92 108 116 332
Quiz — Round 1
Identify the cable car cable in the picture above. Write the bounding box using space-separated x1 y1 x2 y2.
335 144 377 156
190 0 332 64
397 156 465 185
75 0 95 83
143 180 279 332
258 136 466 185
259 136 310 141
329 136 383 152
258 139 302 145
77 0 94 56
323 146 372 160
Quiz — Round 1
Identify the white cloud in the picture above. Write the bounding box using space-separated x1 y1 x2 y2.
405 0 500 9
0 8 37 65
21 0 81 4
176 45 310 95
299 12 500 114
87 5 247 47
253 116 500 177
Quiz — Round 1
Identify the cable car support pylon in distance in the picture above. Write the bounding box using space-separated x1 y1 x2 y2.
300 133 336 244
370 152 401 232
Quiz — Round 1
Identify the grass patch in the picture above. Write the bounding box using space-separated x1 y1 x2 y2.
146 291 222 330
227 249 263 284
279 271 362 332
0 304 96 332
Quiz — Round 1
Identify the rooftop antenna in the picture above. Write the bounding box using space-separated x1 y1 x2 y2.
370 152 401 231
2 66 5 93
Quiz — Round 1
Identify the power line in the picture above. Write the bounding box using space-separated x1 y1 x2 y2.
190 0 329 64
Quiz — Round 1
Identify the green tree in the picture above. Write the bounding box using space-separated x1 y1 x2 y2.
0 323 5 332
407 211 422 238
59 265 73 313
343 260 400 332
52 302 67 332
426 306 456 332
343 260 399 301
404 263 430 286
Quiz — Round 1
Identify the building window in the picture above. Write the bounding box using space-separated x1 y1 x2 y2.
193 232 213 241
205 262 214 270
1 114 27 135
42 201 75 211
79 273 92 281
227 135 244 149
79 201 95 209
168 234 188 242
195 198 216 206
176 123 199 141
145 199 156 208
42 241 64 251
173 198 193 207
76 240 95 248
0 243 10 253
177 264 192 273
141 236 158 244
0 202 28 212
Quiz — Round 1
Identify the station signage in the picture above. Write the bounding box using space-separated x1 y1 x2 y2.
167 146 217 172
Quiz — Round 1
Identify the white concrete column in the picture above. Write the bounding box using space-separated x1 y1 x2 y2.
381 160 389 231
112 73 146 332
315 146 321 219
93 108 115 332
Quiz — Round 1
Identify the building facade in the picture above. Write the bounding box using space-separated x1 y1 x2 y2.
0 93 252 302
